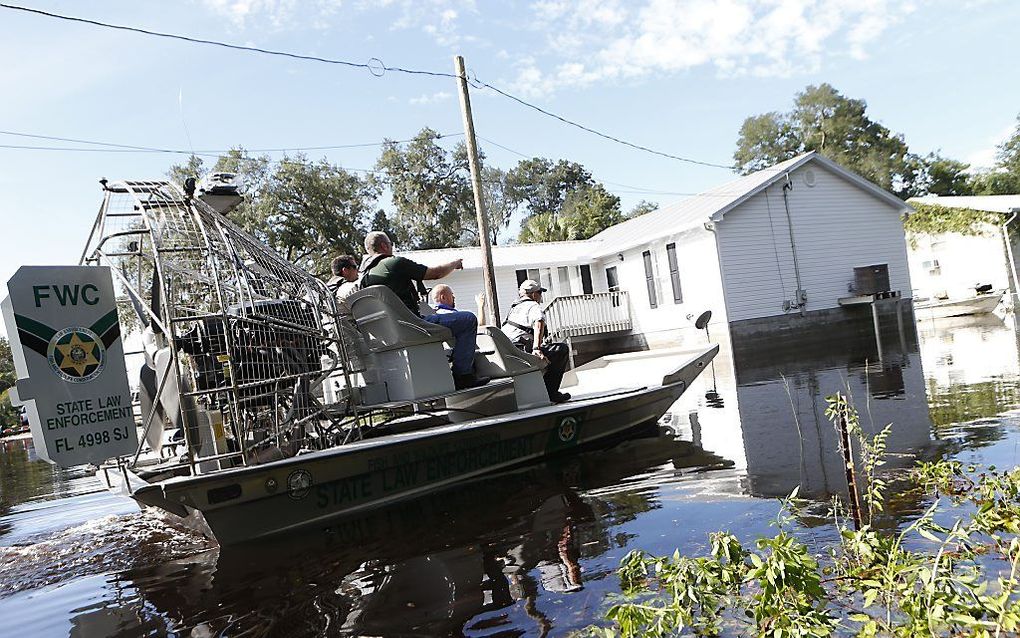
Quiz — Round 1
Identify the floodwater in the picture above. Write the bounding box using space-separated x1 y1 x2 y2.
3 313 1020 637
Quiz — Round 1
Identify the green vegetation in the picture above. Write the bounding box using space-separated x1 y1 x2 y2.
904 202 1003 247
734 84 1020 200
587 394 1020 637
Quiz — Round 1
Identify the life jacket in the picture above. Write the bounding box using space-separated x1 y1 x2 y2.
503 298 543 346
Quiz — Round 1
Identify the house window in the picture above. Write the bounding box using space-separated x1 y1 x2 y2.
666 243 682 304
580 265 593 294
643 250 658 309
515 268 541 286
606 266 620 307
557 266 572 296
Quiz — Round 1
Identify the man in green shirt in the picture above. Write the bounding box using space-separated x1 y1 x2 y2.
360 231 488 390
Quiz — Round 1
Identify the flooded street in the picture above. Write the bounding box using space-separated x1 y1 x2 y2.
4 313 1020 637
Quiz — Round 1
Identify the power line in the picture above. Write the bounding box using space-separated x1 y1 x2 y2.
0 129 462 155
474 80 734 170
0 2 735 171
0 2 455 80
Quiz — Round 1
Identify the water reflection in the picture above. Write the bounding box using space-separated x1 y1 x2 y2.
33 434 730 637
5 312 1020 635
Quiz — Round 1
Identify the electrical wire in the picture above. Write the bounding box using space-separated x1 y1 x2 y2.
0 129 462 154
0 2 735 170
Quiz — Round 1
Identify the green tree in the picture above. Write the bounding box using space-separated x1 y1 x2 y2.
561 184 623 238
168 149 379 277
627 200 659 219
375 128 474 249
368 210 402 248
255 156 379 276
907 152 974 196
518 212 570 243
971 113 1020 195
506 158 595 220
0 337 14 393
518 184 623 243
733 84 967 198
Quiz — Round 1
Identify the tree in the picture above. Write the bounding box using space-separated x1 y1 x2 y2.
907 153 974 197
368 210 402 248
506 158 595 220
971 113 1020 195
168 149 379 277
627 200 659 219
254 156 379 276
518 184 623 243
0 337 14 393
375 128 474 250
733 84 956 198
474 166 517 245
519 212 570 243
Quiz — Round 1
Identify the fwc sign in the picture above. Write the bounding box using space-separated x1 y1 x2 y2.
2 266 137 467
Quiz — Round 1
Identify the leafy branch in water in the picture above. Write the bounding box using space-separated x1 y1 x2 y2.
903 202 1003 248
586 395 1020 637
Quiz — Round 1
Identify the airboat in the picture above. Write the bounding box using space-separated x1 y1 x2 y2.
34 177 717 544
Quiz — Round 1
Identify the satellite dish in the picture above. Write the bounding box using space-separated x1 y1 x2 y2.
694 310 712 330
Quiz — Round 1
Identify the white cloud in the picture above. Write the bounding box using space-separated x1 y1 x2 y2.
510 0 917 97
409 90 452 105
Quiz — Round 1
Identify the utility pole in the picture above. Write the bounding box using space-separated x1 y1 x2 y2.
454 55 500 326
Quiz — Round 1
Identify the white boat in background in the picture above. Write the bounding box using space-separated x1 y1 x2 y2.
7 178 716 546
914 291 1004 319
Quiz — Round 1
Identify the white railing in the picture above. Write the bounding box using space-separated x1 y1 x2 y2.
545 291 632 339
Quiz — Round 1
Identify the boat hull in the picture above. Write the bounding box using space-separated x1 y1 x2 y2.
915 292 1003 319
132 346 716 545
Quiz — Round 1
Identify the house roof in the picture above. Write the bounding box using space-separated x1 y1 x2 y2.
909 194 1020 214
399 239 598 269
402 152 910 268
587 151 910 255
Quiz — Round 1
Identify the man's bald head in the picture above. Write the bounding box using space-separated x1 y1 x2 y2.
431 284 455 308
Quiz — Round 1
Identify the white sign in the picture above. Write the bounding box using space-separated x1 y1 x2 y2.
2 266 137 467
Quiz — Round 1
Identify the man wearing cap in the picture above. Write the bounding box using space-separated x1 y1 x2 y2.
327 254 361 301
502 279 570 403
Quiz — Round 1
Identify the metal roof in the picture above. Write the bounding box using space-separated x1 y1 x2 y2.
588 151 909 255
909 194 1020 214
401 239 598 268
402 152 911 268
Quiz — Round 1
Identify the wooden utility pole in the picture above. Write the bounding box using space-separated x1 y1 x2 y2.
454 55 500 326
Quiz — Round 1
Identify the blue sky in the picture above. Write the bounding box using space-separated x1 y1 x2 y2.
1 0 1019 334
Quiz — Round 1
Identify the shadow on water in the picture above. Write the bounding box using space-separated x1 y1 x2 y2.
4 312 1020 635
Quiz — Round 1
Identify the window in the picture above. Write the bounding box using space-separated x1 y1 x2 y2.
515 268 541 286
606 266 620 307
557 266 572 296
666 243 682 303
643 250 658 309
580 265 593 295
606 266 619 291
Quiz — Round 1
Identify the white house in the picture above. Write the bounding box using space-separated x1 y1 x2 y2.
905 195 1020 303
401 152 914 357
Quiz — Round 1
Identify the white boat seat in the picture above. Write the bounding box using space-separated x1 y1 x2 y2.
474 327 551 409
345 285 456 403
346 286 452 352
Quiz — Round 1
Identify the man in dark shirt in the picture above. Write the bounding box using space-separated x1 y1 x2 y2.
360 231 488 390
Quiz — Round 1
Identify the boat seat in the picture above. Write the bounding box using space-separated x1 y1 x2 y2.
347 286 452 352
346 285 456 403
474 327 551 409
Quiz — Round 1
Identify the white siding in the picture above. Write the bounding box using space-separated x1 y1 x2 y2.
715 165 912 322
592 226 728 343
907 228 1009 300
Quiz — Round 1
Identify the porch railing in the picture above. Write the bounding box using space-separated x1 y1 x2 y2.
545 291 632 340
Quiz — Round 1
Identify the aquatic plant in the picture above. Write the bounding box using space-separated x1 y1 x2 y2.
584 416 1020 637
